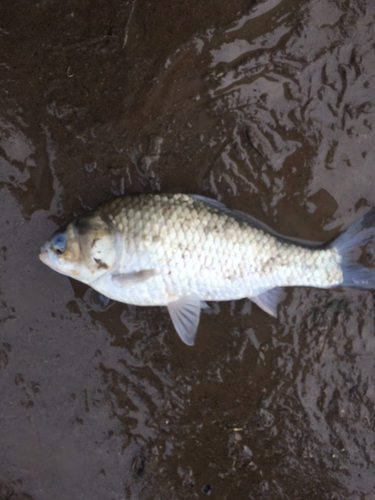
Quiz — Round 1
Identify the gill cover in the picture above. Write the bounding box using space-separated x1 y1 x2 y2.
73 210 122 281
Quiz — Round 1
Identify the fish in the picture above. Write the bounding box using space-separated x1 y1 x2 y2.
39 193 375 346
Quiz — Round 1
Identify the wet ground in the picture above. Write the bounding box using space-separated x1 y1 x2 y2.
1 0 375 498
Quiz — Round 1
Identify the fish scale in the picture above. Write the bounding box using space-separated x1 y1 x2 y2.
97 194 342 299
40 193 375 345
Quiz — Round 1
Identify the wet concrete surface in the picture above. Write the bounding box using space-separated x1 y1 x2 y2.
1 0 375 498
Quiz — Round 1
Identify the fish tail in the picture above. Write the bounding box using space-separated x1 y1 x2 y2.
332 211 375 288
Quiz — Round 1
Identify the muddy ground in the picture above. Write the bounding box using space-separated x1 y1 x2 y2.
1 0 375 498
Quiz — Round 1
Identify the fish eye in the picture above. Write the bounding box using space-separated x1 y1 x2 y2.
52 234 67 255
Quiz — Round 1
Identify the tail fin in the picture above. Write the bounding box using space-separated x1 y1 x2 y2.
333 211 375 289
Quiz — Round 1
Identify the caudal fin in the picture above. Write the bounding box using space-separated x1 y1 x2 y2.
333 211 375 289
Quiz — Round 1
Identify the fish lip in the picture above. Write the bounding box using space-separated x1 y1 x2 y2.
39 246 51 265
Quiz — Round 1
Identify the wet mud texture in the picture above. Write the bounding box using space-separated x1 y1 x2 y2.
1 0 375 499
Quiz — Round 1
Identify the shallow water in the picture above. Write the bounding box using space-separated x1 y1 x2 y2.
1 0 375 498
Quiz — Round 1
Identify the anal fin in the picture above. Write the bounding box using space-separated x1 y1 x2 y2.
249 288 282 318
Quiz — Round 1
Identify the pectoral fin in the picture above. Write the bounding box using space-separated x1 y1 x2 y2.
112 269 157 287
249 288 282 318
91 291 111 309
167 295 201 346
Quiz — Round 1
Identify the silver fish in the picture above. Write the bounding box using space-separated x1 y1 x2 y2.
39 193 375 345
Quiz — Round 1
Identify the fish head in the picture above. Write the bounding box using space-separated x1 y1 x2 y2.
39 211 121 284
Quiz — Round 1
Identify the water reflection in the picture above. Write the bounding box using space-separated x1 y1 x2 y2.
0 114 62 217
204 0 375 226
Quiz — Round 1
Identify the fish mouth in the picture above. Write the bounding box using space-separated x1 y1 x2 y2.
39 246 51 265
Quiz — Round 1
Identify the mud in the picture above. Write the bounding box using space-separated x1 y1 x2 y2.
1 0 375 499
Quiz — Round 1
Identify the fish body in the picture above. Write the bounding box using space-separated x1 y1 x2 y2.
40 193 375 345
